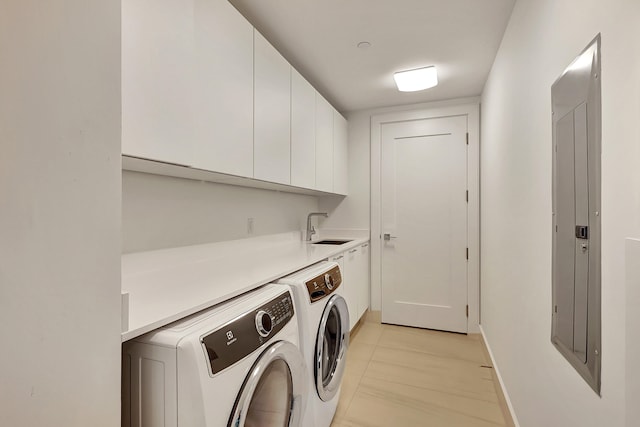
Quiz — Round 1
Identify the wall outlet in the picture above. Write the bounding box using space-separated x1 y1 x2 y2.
247 217 254 235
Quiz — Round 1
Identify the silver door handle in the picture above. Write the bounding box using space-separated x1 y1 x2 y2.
383 233 397 241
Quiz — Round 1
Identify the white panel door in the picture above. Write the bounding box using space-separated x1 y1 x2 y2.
254 31 291 184
333 111 348 195
192 0 254 177
315 94 334 193
122 0 197 166
381 115 468 333
291 69 316 188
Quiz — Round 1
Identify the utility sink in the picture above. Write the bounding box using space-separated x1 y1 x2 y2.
312 239 353 245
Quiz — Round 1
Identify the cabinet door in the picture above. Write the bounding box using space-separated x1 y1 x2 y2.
122 0 197 166
358 243 370 319
254 31 291 184
343 249 360 330
330 253 351 328
333 111 348 195
193 0 254 177
122 0 254 177
291 69 316 189
315 94 334 193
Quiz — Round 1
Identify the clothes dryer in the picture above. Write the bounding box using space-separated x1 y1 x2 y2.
277 261 350 427
122 284 307 427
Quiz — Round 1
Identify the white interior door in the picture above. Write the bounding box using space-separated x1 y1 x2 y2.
381 115 468 333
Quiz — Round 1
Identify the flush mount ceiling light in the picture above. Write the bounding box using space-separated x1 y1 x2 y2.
393 66 438 92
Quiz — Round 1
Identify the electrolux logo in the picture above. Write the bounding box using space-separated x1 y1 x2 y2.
226 330 237 346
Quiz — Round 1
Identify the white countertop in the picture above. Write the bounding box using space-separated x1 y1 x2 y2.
121 230 369 341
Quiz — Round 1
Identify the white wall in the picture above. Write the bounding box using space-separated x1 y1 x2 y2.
480 0 640 426
122 171 319 253
0 1 122 426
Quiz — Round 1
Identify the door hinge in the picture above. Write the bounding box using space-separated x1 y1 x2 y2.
466 248 469 260
466 132 469 145
466 190 469 202
466 305 469 318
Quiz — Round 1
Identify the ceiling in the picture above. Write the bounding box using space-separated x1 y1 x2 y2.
229 0 516 113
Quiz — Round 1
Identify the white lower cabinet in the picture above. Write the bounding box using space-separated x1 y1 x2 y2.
332 242 370 330
357 242 370 321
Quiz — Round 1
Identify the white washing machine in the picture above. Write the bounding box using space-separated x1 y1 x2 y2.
122 284 308 427
277 261 350 427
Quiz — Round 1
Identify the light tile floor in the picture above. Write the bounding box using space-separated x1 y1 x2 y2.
331 312 511 427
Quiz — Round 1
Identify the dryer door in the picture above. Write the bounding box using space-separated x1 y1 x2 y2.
315 294 350 401
229 341 307 427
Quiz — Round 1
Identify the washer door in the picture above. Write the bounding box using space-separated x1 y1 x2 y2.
228 341 307 427
315 294 350 401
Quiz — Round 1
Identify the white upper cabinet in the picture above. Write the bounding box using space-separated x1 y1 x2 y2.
122 0 348 195
192 0 254 177
122 0 197 166
253 31 291 184
291 69 316 189
315 94 334 193
333 110 348 195
122 0 254 177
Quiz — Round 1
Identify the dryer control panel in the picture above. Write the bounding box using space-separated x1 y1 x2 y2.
201 290 294 376
305 265 342 303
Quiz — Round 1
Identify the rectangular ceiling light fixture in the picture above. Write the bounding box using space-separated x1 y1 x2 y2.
393 66 438 92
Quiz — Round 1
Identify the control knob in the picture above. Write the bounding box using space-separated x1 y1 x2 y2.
255 310 273 337
324 273 334 290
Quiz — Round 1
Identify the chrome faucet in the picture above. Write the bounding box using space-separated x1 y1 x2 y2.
306 212 328 241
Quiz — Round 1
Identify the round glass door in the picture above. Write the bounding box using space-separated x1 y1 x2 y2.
229 342 306 427
315 294 349 401
245 359 292 427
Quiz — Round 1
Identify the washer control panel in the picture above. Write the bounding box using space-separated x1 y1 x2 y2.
201 290 294 376
305 265 342 303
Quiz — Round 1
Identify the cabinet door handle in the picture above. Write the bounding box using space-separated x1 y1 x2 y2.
361 243 369 248
333 255 343 260
349 249 357 253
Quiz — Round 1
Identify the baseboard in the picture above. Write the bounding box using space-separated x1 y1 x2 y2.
479 325 520 427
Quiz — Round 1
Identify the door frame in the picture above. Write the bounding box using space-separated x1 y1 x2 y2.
370 100 480 333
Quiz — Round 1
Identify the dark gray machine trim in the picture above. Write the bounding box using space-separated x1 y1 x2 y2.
551 34 601 394
201 290 294 376
305 264 342 303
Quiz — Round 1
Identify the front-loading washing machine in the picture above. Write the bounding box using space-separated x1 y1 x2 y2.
122 284 308 427
277 261 350 427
